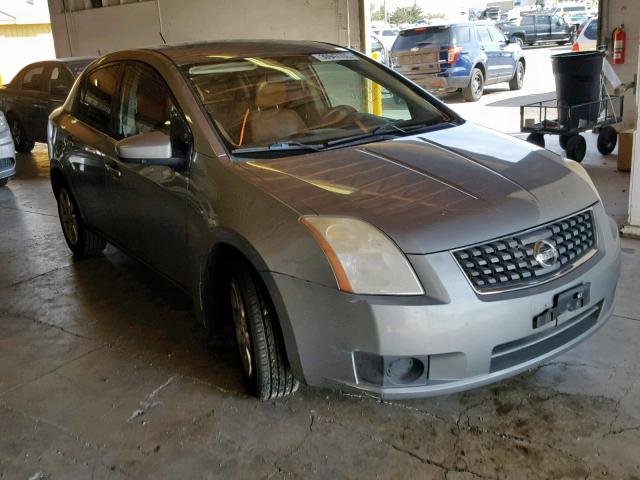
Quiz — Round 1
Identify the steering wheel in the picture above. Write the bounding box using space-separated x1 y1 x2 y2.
319 105 358 127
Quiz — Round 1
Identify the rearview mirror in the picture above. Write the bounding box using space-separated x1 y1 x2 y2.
116 131 185 168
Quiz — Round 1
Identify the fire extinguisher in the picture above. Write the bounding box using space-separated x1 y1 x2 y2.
612 25 626 65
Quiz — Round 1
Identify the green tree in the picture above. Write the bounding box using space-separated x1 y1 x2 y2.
390 4 424 25
371 6 385 22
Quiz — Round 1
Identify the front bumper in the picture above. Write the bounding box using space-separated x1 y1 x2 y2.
267 203 621 399
0 128 16 180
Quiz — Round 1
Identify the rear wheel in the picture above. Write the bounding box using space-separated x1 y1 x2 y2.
8 116 35 153
526 133 545 148
597 126 617 155
463 68 484 102
229 262 298 400
509 60 525 90
566 134 586 162
511 36 524 48
56 185 106 257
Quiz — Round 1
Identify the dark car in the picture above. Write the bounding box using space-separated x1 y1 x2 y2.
499 13 574 47
0 57 94 152
48 41 619 401
391 22 525 101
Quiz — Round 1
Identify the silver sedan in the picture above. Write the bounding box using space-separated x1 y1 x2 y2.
48 41 620 400
0 111 16 186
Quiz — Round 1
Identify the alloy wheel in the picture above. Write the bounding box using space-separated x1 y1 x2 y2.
230 279 253 378
517 63 524 85
58 189 79 245
10 119 21 147
472 72 483 98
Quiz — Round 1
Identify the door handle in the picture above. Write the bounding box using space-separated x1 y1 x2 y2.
105 163 121 178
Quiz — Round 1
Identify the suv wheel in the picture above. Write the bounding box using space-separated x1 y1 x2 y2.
463 68 484 102
8 116 35 153
229 262 299 400
511 36 524 48
509 61 525 90
56 185 106 257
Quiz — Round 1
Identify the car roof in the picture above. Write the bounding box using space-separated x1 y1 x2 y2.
399 21 493 32
147 40 344 66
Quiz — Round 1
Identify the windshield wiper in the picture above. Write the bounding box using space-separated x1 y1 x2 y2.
324 120 443 149
232 141 324 154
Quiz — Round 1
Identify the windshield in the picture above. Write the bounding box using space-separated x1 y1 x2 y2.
564 6 586 12
186 51 453 154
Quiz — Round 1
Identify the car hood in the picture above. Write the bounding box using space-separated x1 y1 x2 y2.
236 122 599 254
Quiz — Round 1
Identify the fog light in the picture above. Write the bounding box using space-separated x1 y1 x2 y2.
353 352 428 387
386 357 424 384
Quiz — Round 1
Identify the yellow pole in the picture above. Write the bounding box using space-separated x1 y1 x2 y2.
371 52 383 116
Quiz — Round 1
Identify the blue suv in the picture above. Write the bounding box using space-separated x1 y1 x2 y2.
391 22 526 101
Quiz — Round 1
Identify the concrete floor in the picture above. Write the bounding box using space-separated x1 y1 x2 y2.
1 143 639 479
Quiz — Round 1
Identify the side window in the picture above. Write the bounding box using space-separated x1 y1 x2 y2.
22 65 46 92
50 66 74 96
76 65 121 136
585 20 598 40
118 63 192 158
488 27 506 43
477 27 492 44
521 16 534 26
536 16 550 26
454 27 471 44
551 15 563 26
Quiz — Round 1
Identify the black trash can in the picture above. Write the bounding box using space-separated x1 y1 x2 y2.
551 50 604 129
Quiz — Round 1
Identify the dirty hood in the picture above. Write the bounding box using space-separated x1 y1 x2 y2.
237 122 599 254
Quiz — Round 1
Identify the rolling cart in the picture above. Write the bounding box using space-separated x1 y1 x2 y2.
520 89 624 163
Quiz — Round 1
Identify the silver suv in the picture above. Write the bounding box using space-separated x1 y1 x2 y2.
48 41 620 400
0 111 16 186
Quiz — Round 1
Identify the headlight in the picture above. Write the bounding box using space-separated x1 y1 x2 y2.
300 216 424 295
564 158 600 200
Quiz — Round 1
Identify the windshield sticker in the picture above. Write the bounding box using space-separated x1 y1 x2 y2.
312 52 358 62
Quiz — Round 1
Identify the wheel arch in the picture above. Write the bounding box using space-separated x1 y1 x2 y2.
474 62 486 80
197 231 305 382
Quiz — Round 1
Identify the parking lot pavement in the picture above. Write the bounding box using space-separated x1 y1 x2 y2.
0 143 639 478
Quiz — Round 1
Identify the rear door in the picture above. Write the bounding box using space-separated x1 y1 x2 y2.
476 26 501 82
17 63 50 142
65 64 123 235
108 61 192 286
535 15 552 43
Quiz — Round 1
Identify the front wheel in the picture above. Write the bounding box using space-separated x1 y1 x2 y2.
511 36 524 48
566 134 586 162
229 262 299 400
526 133 545 148
463 68 484 102
56 185 106 257
597 126 617 155
509 61 525 90
8 116 35 153
0 177 8 187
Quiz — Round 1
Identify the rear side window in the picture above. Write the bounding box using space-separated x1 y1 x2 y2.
453 27 471 44
76 65 121 136
584 19 598 40
50 65 74 96
22 65 46 92
393 27 451 51
476 27 492 44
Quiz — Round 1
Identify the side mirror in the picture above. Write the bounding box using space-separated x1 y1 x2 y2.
116 131 185 168
504 36 511 44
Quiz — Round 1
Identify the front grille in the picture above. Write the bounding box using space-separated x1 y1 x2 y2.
453 209 596 293
0 157 14 170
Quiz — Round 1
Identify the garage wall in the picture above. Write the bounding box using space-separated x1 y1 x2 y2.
0 23 56 84
48 0 364 58
600 0 639 127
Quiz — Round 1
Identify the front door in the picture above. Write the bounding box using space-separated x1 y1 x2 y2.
535 15 552 43
488 26 517 81
107 61 192 287
476 26 501 82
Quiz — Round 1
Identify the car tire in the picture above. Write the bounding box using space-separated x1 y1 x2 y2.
511 36 524 48
0 177 8 187
463 68 484 102
509 60 525 91
8 116 35 153
559 134 571 150
526 133 545 148
597 126 617 155
566 134 586 162
229 261 299 400
56 185 106 257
